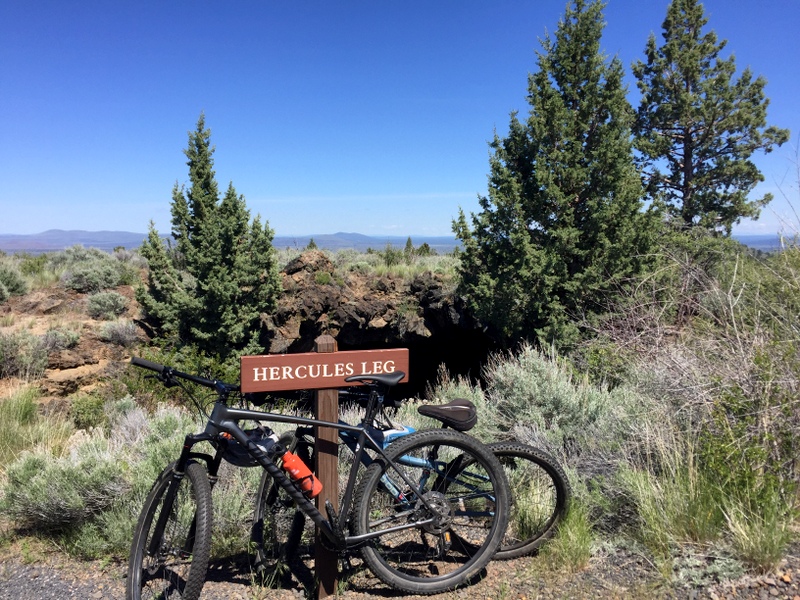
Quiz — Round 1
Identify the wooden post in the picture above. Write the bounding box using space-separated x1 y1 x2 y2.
314 334 339 599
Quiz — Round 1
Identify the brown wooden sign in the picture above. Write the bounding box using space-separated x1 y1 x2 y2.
240 348 409 392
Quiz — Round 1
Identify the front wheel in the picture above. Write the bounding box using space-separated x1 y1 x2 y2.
126 460 213 600
354 429 509 594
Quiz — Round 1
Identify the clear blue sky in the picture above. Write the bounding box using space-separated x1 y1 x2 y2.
2 1 797 238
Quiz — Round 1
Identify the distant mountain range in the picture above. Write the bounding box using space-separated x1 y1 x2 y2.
0 229 789 255
0 229 462 254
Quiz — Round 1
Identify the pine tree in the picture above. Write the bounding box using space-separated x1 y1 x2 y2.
632 0 789 234
454 0 657 347
137 115 282 359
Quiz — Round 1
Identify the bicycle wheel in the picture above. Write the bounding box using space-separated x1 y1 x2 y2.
127 460 212 600
485 442 570 559
251 432 315 585
354 428 509 594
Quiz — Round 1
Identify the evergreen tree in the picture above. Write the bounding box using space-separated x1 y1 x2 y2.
137 115 282 359
632 0 789 234
454 0 657 347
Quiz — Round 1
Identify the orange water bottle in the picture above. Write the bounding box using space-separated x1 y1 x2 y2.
280 450 323 498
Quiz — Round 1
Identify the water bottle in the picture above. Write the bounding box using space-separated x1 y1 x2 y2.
280 450 323 498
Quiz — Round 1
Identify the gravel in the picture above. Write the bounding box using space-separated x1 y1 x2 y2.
2 546 800 600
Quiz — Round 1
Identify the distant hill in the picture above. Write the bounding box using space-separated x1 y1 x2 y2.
0 229 786 255
0 229 462 255
0 230 150 253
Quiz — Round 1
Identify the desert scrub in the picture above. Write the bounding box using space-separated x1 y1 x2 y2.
87 290 128 319
0 331 49 380
42 326 80 351
98 319 139 346
0 262 28 297
53 245 133 293
69 392 108 430
2 440 128 530
0 387 74 470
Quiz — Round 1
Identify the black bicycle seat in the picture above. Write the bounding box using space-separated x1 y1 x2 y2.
417 398 477 432
345 371 405 388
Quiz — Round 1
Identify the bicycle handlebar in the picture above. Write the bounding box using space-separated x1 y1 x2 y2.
130 357 239 394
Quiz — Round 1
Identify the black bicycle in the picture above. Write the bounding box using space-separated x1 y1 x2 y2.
251 387 570 586
125 357 510 599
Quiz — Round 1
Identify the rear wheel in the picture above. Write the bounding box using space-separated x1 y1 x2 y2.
354 429 509 594
485 442 570 559
127 460 212 600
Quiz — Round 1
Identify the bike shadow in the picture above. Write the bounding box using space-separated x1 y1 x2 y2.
204 551 470 598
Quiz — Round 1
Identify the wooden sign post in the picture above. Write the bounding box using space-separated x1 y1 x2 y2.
241 344 409 599
314 335 339 599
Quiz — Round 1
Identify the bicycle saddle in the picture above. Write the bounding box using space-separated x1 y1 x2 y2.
345 371 405 387
417 398 477 432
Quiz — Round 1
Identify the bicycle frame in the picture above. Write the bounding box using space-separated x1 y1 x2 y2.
155 400 449 554
288 417 498 521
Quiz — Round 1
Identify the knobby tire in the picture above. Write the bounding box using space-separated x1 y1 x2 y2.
126 460 212 600
354 429 510 594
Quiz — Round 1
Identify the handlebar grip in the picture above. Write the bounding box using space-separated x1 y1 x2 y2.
131 356 166 373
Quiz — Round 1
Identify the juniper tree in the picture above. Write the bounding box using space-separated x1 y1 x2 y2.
137 115 281 359
632 0 789 234
454 0 658 347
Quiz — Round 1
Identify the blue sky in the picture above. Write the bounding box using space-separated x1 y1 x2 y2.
2 1 797 238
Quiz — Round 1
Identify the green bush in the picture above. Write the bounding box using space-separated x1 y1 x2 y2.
0 281 8 304
18 253 48 276
479 343 611 448
53 245 131 293
0 387 74 472
2 442 128 531
0 331 48 380
42 327 80 351
87 291 128 319
69 393 108 430
98 320 139 346
0 263 28 296
64 261 121 293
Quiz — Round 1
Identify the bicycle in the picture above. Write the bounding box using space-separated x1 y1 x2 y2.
126 356 510 599
252 386 570 584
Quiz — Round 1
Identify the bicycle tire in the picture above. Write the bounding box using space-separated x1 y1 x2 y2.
127 460 212 600
354 428 510 594
484 442 570 559
251 432 315 585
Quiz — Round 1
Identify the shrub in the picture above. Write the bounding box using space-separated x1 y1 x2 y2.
2 443 128 531
69 393 108 430
479 343 611 450
53 245 131 293
314 271 333 285
18 253 48 276
64 261 121 293
0 281 8 304
0 263 28 296
87 291 128 319
0 331 48 380
0 387 74 471
42 327 80 351
98 320 139 347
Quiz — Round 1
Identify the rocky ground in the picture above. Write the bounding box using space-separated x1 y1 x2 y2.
1 540 800 600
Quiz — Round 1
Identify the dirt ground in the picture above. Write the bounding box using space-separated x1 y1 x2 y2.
2 539 800 600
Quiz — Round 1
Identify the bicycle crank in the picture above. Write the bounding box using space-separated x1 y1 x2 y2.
414 491 453 535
